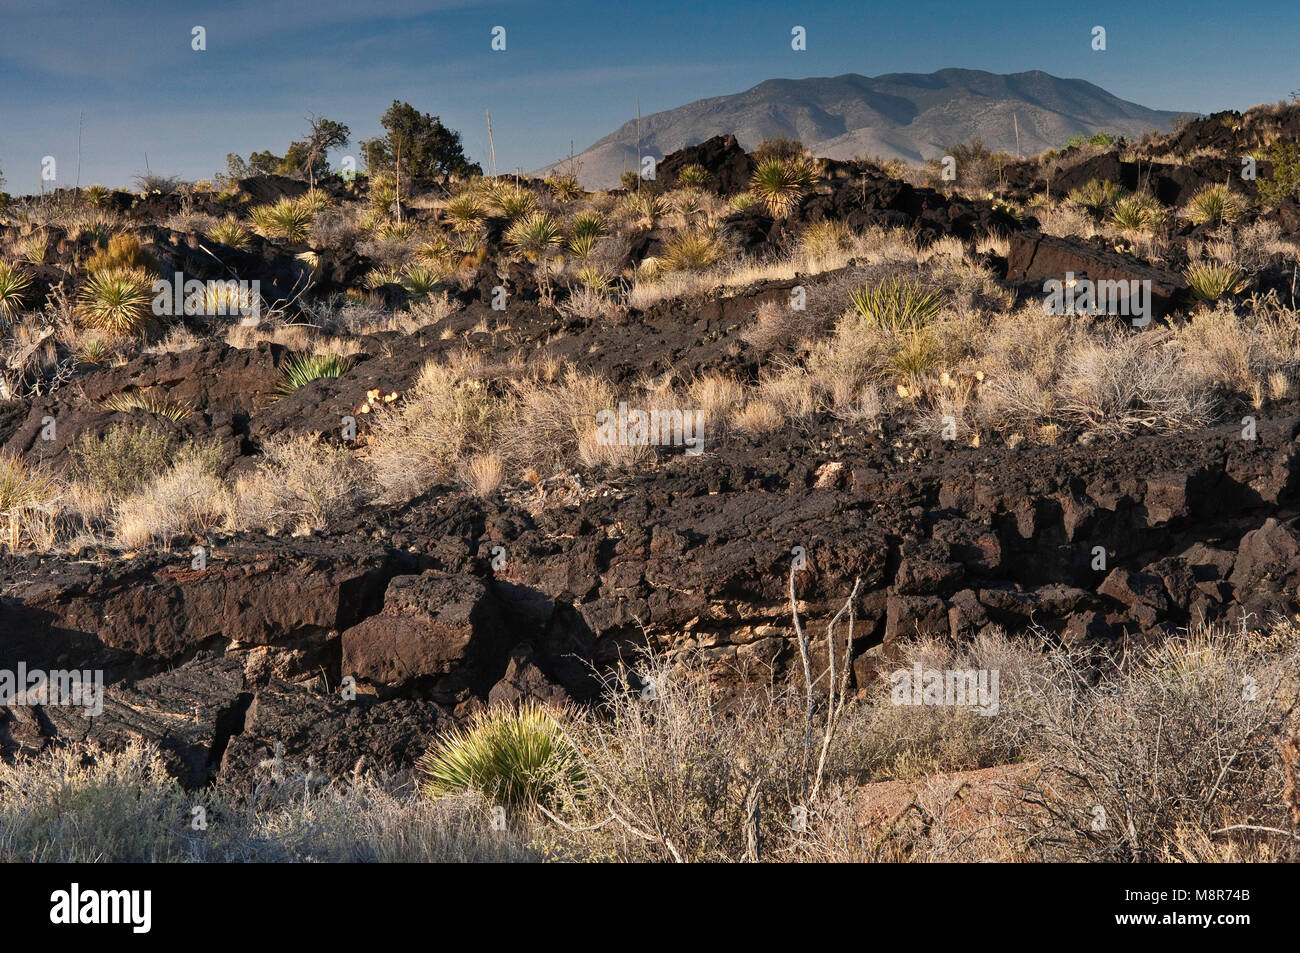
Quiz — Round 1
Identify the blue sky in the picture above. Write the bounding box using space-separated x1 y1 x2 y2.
1 0 1297 192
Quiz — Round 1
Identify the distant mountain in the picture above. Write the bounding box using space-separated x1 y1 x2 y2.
539 69 1183 189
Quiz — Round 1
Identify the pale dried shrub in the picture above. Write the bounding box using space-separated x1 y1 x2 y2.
111 447 227 550
227 434 365 535
366 361 501 500
686 372 744 438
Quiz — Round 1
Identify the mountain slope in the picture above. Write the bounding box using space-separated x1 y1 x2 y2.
541 69 1183 188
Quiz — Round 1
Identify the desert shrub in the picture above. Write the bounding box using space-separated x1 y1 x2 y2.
0 740 536 862
1257 142 1300 207
365 359 500 498
443 193 485 232
133 173 184 196
489 186 538 220
226 434 364 535
1012 627 1300 861
547 175 582 201
71 424 173 497
76 268 154 336
1183 184 1245 226
110 443 227 549
0 262 31 320
418 701 584 809
800 220 854 259
1185 262 1250 301
1059 328 1211 436
753 137 806 163
276 352 353 397
1109 193 1166 234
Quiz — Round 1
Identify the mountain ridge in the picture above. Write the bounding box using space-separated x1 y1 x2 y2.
538 68 1184 188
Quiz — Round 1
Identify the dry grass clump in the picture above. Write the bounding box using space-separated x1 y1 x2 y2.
0 454 56 551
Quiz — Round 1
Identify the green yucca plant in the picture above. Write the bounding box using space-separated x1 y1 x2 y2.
101 390 193 422
570 210 607 240
675 163 709 188
505 211 564 260
209 217 252 249
1185 262 1250 302
0 262 32 321
576 266 613 293
416 700 585 809
749 158 815 216
547 175 582 201
847 278 945 333
250 197 314 242
1183 184 1245 226
402 263 443 299
1109 194 1167 234
627 191 669 225
15 234 48 264
77 267 155 336
661 225 725 271
276 352 353 397
377 221 417 242
1067 178 1126 215
444 194 486 232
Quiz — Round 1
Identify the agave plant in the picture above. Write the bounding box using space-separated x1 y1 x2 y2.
1183 184 1245 226
505 211 564 260
749 158 815 216
416 700 585 809
1185 262 1250 302
276 352 353 397
847 278 945 333
250 198 314 242
567 233 599 259
77 267 155 336
0 262 32 321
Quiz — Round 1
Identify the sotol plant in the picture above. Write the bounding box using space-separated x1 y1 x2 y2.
1185 262 1250 302
1183 184 1245 226
417 700 585 809
250 198 315 243
847 278 945 333
750 158 816 216
77 268 155 336
0 262 32 321
276 352 353 397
